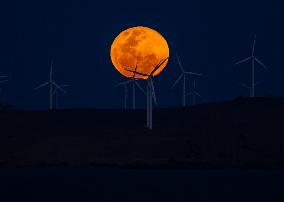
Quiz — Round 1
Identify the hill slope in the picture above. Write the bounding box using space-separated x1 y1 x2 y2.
0 96 284 168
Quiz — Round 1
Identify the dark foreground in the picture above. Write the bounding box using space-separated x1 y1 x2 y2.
0 167 283 202
1 97 284 201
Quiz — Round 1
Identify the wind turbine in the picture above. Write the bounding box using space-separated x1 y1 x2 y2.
171 53 202 106
124 58 168 129
235 35 268 97
115 60 146 110
187 80 204 105
34 59 66 110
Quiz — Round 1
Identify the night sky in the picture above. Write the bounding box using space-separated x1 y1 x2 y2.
0 0 283 110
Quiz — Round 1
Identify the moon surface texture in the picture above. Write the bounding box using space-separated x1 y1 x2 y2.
111 26 170 79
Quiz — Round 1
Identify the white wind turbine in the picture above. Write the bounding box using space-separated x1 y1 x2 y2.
124 58 168 130
34 59 66 110
171 53 202 106
115 60 146 110
235 35 268 97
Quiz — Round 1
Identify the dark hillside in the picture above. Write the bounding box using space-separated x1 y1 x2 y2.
0 96 284 168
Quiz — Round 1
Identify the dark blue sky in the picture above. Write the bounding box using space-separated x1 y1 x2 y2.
0 0 284 109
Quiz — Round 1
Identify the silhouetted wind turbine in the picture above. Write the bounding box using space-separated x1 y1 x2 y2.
124 58 168 129
34 59 66 110
115 60 146 110
187 80 204 105
171 53 202 106
235 35 268 97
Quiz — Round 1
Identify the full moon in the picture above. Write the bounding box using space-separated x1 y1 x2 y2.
110 26 170 79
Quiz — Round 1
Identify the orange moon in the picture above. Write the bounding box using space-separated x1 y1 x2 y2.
110 26 170 79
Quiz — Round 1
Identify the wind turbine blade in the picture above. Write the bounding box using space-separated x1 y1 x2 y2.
124 69 150 77
60 84 71 87
33 82 49 90
194 91 204 100
150 57 169 76
235 57 251 65
185 72 202 76
52 88 58 96
148 78 157 104
149 61 163 76
255 57 268 71
254 81 263 87
53 84 70 96
52 84 69 95
132 59 139 78
176 53 185 72
134 81 146 95
115 80 131 87
170 74 183 89
240 83 251 89
252 35 256 55
155 59 164 68
52 82 66 93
